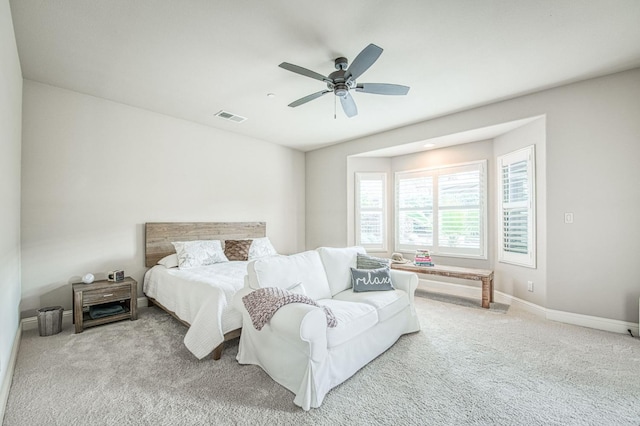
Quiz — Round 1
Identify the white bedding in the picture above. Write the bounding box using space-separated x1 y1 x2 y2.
143 261 249 359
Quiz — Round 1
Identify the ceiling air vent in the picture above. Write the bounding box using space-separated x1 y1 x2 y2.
214 110 247 123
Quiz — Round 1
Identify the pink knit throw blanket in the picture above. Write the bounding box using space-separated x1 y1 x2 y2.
242 287 338 331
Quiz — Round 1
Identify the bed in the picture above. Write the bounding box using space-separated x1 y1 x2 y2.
143 222 270 360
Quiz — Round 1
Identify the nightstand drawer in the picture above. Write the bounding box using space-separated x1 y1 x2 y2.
82 286 131 305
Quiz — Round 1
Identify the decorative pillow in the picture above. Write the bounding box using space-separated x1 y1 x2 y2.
171 240 228 269
224 239 252 261
356 253 391 269
249 237 278 260
350 267 394 292
157 253 179 268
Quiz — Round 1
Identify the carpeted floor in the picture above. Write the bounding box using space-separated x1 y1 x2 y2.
3 293 640 425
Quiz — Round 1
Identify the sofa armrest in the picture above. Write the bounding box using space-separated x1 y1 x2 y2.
234 286 329 362
390 269 421 332
269 304 328 360
390 269 418 302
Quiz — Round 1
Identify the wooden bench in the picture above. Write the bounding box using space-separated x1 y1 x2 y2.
390 263 494 309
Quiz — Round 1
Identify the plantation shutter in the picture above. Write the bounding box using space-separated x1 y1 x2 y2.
355 173 387 251
498 146 536 268
438 166 482 252
396 172 433 249
395 161 486 257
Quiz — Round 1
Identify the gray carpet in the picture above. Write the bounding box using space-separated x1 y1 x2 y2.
4 294 640 426
417 289 510 313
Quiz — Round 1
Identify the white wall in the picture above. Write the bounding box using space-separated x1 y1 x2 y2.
306 68 640 324
0 0 22 412
20 81 305 316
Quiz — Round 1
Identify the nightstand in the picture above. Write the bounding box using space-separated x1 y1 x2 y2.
72 277 137 333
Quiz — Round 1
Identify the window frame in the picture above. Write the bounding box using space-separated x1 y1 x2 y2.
497 145 536 268
355 172 388 252
394 160 487 259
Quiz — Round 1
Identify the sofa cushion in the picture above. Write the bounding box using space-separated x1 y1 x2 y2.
316 299 378 348
333 288 409 323
317 246 366 297
247 250 332 300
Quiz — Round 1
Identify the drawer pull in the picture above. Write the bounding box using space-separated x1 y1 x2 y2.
103 293 114 297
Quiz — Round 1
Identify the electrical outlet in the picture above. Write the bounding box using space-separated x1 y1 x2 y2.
564 212 574 224
527 281 534 292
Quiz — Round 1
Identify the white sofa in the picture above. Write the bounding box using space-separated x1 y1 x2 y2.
233 246 420 410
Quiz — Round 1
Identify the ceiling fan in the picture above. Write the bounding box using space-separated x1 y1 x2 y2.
279 43 410 118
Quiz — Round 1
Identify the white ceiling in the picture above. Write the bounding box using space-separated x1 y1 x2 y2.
9 1 640 152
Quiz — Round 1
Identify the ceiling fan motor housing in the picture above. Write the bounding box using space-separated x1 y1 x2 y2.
333 83 349 97
334 57 348 70
328 65 354 97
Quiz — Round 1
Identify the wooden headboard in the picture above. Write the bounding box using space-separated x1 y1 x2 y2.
145 222 266 267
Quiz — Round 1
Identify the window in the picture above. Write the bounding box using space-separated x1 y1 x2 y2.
395 161 486 258
355 172 387 251
397 171 433 247
498 145 536 268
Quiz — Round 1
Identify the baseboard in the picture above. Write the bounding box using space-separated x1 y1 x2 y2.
494 291 547 317
0 322 22 424
21 297 149 331
546 308 639 336
420 279 639 336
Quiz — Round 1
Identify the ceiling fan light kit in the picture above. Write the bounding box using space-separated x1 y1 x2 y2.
279 43 410 118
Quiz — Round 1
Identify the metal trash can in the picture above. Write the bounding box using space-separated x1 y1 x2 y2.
36 306 63 336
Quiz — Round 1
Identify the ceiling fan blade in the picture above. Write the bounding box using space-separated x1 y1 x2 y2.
340 92 358 118
288 90 331 107
345 44 383 81
356 83 410 95
279 62 329 83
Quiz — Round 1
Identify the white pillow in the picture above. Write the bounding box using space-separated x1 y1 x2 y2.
171 240 228 269
248 237 278 260
287 281 306 296
317 246 366 296
247 250 332 300
157 253 179 268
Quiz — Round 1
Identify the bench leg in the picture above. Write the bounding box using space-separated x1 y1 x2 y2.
481 277 491 309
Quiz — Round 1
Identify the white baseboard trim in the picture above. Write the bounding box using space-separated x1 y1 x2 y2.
21 297 149 331
419 279 639 336
546 308 639 336
494 291 547 318
0 322 22 424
